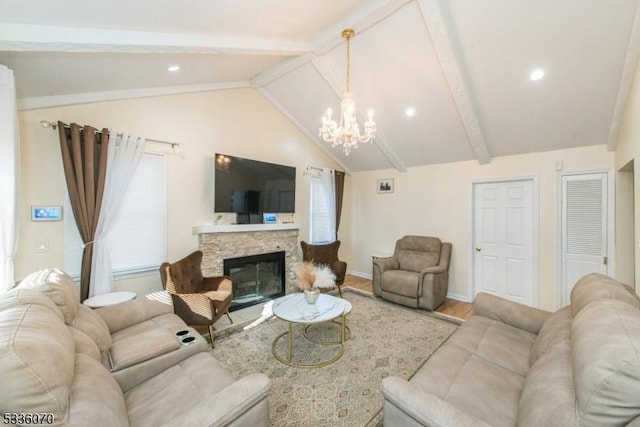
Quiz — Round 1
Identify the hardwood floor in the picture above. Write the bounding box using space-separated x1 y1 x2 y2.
343 274 473 320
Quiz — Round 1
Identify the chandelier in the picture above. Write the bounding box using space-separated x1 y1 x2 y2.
319 28 376 155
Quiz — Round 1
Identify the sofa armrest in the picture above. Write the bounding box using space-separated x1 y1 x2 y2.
160 373 271 427
373 256 399 272
421 265 448 275
473 292 550 335
381 377 491 427
372 257 399 296
95 296 173 334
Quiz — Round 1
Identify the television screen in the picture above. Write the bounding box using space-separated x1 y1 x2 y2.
214 154 296 213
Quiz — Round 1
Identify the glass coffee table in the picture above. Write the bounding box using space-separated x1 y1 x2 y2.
271 293 352 368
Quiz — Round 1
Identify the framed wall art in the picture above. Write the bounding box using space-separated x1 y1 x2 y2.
377 178 394 194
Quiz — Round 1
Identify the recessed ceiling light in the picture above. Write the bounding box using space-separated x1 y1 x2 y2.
167 65 180 72
405 107 416 117
529 69 545 81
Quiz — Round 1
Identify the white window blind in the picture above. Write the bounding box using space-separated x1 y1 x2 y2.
309 170 335 243
64 152 167 278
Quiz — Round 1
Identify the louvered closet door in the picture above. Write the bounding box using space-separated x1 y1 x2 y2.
561 172 609 304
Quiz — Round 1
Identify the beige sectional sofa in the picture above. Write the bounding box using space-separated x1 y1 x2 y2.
0 268 271 427
381 273 640 426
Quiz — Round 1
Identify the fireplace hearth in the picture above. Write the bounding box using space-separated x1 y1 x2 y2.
224 251 286 311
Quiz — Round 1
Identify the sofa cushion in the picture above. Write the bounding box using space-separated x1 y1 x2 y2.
572 299 640 425
571 272 640 317
380 270 420 298
0 289 74 423
518 334 577 426
411 344 525 427
124 352 236 427
69 328 101 361
396 249 439 272
17 268 79 324
409 316 535 427
447 315 537 377
69 353 129 427
72 304 112 352
108 328 181 371
110 312 189 342
529 306 572 366
395 236 441 272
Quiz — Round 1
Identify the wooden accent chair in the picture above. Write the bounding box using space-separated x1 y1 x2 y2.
300 240 347 297
160 250 233 347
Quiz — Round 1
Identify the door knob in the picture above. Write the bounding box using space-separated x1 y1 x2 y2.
475 247 482 252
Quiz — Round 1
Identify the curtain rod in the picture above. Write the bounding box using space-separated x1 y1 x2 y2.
39 120 181 148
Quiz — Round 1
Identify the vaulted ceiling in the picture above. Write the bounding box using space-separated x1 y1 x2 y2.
1 0 638 173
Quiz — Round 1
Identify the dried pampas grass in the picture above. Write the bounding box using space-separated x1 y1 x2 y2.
295 262 316 290
295 262 337 290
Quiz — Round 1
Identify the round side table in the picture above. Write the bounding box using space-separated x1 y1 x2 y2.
83 291 136 308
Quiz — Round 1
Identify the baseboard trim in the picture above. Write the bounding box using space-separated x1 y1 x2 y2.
446 292 472 303
348 270 372 280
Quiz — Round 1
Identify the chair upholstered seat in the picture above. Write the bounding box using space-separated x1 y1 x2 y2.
373 235 452 310
160 251 233 347
380 270 420 298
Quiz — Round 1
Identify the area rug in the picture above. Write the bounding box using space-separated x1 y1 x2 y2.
211 289 459 426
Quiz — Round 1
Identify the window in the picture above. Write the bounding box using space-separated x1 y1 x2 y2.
63 152 167 279
309 170 335 243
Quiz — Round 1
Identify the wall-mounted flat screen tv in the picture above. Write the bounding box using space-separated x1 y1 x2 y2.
214 153 296 213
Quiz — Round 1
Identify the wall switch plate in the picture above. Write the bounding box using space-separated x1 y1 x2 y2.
36 239 49 253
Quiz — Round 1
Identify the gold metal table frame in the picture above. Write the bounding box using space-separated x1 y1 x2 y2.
271 293 352 369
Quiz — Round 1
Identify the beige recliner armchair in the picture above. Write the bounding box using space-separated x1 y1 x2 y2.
373 235 452 310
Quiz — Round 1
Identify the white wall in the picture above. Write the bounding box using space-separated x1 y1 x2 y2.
16 88 342 295
616 58 640 291
341 145 615 311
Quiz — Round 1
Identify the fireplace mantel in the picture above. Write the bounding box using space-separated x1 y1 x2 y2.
196 223 299 234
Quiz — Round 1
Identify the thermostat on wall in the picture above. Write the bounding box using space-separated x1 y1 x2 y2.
31 206 63 221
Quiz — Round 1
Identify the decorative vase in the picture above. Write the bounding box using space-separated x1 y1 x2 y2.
304 287 320 304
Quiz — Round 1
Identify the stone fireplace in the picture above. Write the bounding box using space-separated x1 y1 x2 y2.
197 223 299 309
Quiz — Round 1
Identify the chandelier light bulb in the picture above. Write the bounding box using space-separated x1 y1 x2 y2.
318 28 377 156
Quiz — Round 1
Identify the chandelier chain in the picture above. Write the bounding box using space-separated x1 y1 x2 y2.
345 32 351 94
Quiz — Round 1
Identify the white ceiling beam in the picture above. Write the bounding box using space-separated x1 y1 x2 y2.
312 56 407 172
312 0 413 55
0 23 309 55
606 2 640 151
17 81 250 111
256 87 353 175
417 0 491 164
251 0 412 88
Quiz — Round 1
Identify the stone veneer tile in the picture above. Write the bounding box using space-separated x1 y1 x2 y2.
199 229 299 294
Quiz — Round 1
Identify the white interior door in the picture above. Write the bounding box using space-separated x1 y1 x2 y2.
561 172 609 304
473 179 536 306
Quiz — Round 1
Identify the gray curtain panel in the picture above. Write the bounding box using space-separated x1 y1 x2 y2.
58 121 109 301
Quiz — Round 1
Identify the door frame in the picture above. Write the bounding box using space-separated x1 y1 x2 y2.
469 176 540 306
556 169 615 307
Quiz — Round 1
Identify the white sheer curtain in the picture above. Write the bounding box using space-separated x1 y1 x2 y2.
90 131 144 296
309 169 336 243
0 65 19 293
